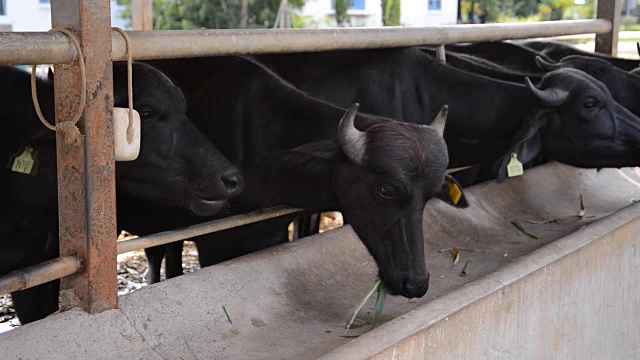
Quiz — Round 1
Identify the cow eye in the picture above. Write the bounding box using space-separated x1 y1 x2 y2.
377 186 396 200
584 98 598 110
138 110 154 120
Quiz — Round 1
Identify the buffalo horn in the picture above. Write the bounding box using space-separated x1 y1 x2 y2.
535 56 561 71
525 77 569 107
338 103 366 165
431 104 448 136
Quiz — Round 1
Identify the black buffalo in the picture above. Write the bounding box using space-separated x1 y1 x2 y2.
419 46 543 84
445 41 552 74
535 55 640 117
255 47 640 182
522 40 640 71
0 63 241 324
144 56 468 298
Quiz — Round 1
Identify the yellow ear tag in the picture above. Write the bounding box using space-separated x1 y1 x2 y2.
507 152 524 177
11 146 36 175
446 180 462 205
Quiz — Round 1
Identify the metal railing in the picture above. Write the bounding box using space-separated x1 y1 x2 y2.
0 20 611 66
0 1 621 317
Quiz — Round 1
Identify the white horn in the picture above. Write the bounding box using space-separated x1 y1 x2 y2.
338 103 365 165
431 104 448 136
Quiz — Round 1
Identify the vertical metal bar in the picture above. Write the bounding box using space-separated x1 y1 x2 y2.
51 0 117 314
595 0 621 55
436 44 446 63
132 0 153 31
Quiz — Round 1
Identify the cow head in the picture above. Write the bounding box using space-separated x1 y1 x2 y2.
334 104 468 298
497 68 640 181
114 63 243 216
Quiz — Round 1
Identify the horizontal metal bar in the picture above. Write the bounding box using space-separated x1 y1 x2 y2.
0 20 610 65
0 32 77 66
117 206 302 254
111 20 610 60
0 256 80 295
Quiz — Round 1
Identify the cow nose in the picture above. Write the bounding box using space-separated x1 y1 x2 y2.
220 170 243 195
402 273 429 298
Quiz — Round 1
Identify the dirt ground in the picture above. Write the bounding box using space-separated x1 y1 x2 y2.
0 212 343 331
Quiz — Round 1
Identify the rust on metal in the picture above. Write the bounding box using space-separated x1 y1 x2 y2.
0 256 80 295
52 0 117 314
595 0 621 55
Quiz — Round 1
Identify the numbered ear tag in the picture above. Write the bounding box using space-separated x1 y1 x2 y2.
445 179 462 205
11 146 36 175
507 152 524 177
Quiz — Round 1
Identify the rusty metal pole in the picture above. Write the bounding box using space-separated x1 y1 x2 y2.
595 0 621 55
132 0 153 30
51 0 117 314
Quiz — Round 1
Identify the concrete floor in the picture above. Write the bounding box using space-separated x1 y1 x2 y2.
1 162 639 359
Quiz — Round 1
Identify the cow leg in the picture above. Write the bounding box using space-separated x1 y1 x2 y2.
292 213 321 240
144 245 166 284
11 280 59 325
164 241 184 280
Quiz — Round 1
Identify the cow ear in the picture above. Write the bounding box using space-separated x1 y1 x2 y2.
435 175 469 208
495 118 545 182
274 140 339 173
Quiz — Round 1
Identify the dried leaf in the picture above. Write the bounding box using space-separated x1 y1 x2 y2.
578 194 586 218
450 247 460 265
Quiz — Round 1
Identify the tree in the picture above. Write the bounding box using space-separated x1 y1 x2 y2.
120 0 304 29
381 0 401 26
334 0 350 26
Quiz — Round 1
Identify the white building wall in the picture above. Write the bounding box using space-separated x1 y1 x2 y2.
400 0 458 25
300 0 456 28
0 0 127 32
301 0 382 27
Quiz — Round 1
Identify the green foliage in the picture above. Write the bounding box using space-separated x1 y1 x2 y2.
382 0 401 26
459 0 595 23
120 0 305 29
334 0 350 26
622 15 639 29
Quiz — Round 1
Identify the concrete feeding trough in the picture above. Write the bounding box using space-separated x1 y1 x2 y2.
2 162 639 359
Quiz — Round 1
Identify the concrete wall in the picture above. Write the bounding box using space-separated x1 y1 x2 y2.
325 200 640 359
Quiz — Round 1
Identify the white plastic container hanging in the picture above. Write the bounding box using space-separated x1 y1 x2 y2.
113 27 140 162
113 107 140 161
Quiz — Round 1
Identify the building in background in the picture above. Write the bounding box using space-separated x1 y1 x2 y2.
0 0 127 32
300 0 457 27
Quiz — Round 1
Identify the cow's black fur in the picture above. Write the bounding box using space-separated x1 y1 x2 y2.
523 40 640 71
0 64 241 324
536 55 640 117
255 47 640 182
145 56 468 298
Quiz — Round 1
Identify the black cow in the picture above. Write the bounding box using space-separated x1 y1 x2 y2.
255 47 640 181
419 46 543 84
445 41 552 74
522 40 640 71
145 56 468 298
0 63 241 324
535 55 640 117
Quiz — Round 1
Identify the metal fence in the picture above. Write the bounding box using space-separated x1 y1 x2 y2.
0 0 622 317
